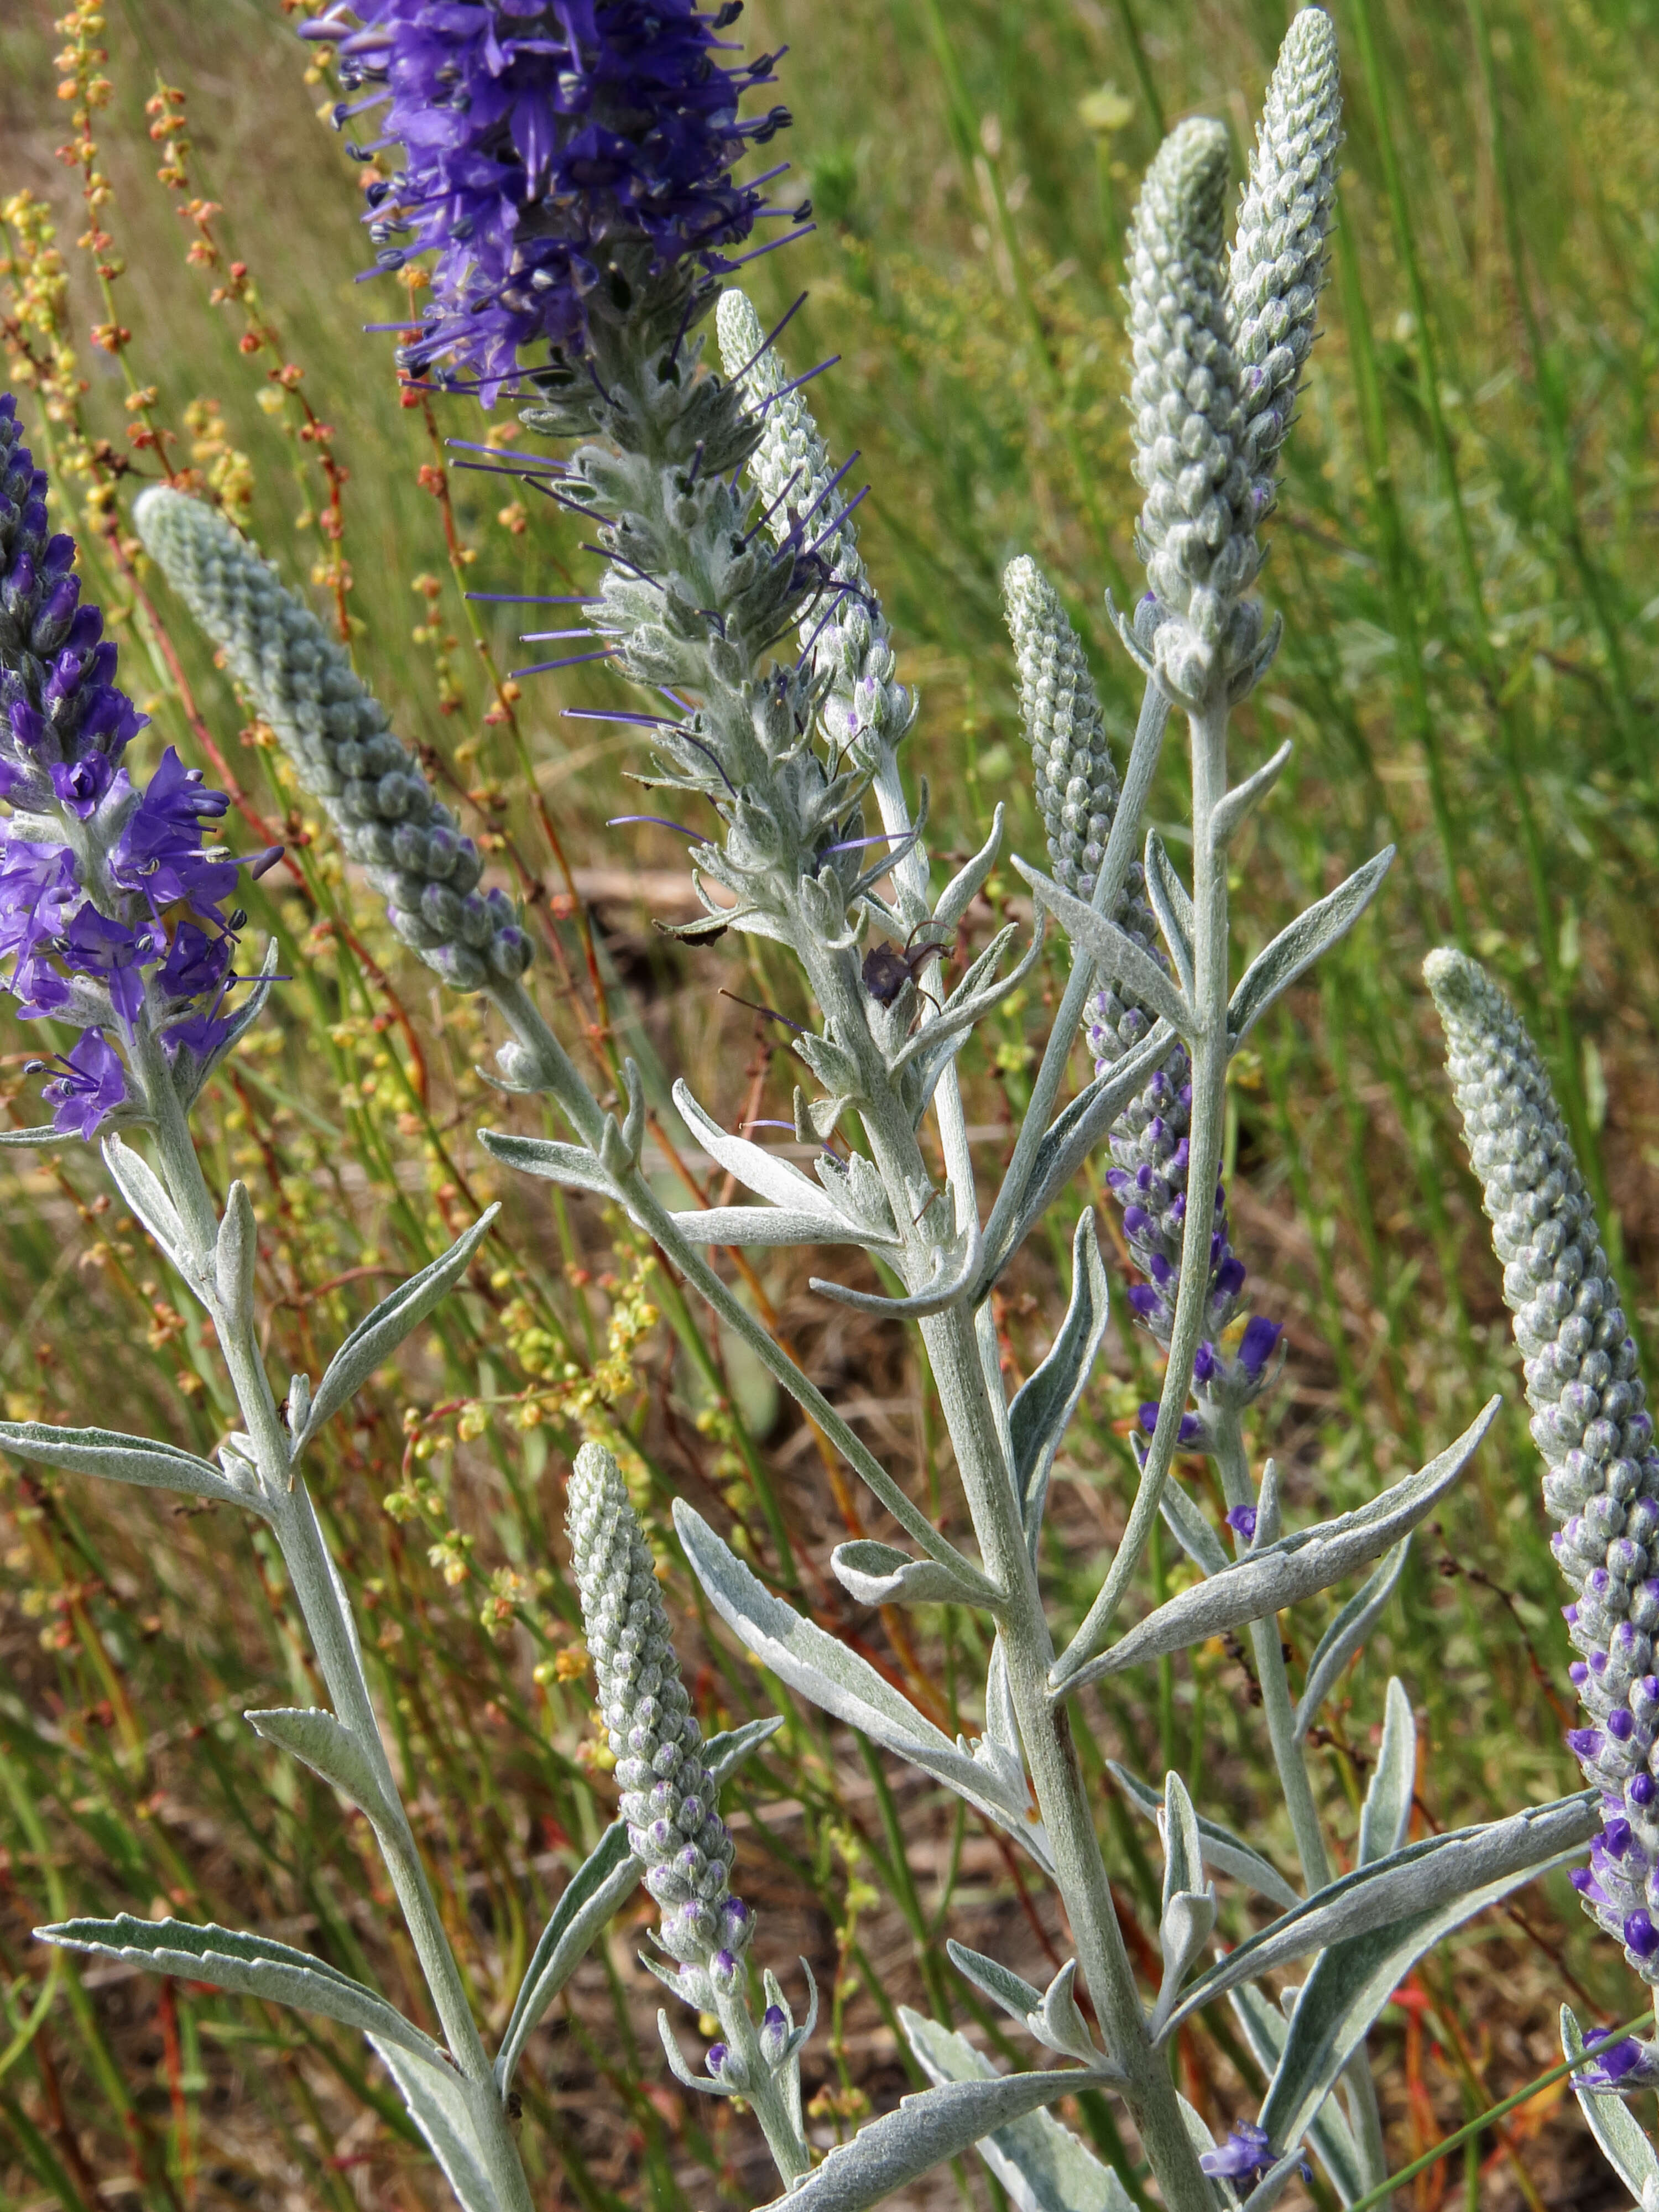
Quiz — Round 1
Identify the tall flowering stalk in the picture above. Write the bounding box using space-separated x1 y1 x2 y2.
1428 950 1659 2089
14 4 1627 2210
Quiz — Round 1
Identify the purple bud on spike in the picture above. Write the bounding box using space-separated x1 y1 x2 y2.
1626 1910 1659 1959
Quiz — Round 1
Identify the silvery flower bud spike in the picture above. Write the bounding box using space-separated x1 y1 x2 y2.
1427 951 1659 2016
1230 8 1343 520
566 1443 811 2183
135 489 533 996
1116 117 1265 713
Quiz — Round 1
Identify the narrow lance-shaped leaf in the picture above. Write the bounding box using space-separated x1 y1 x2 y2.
1063 1400 1499 1691
674 1502 1045 1865
904 2010 1136 2212
244 1707 394 1828
831 1540 994 1609
476 1130 616 1201
1356 1678 1416 1866
1161 1789 1598 2039
1228 847 1394 1049
101 1133 197 1283
1009 1211 1110 1552
1011 856 1190 1031
754 2057 1094 2212
495 1822 639 2093
1109 1762 1299 1909
372 2036 533 2212
36 1914 441 2063
1229 1980 1365 2208
295 1207 499 1453
1255 1843 1593 2169
1159 1478 1231 1577
1142 827 1194 993
0 1421 259 1512
946 1941 1042 2026
1293 1538 1411 1742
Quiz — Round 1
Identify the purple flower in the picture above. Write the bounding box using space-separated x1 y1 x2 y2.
308 0 794 398
1226 1504 1258 1544
1579 2031 1659 2093
109 748 238 915
1199 2122 1276 2184
36 1030 127 1138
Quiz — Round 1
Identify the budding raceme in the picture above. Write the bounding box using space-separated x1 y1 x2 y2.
566 1442 750 1970
135 489 531 994
1122 118 1264 712
1427 948 1659 1983
1230 7 1343 516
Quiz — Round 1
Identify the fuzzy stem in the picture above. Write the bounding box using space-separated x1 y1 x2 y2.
1056 700 1232 1684
1213 1410 1392 2201
132 1026 532 2212
922 1301 1218 2212
715 1991 810 2185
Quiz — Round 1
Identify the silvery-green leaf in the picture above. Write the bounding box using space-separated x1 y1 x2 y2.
477 1130 616 1199
830 1540 993 1609
1013 858 1190 1031
674 1503 1045 1864
1160 1771 1205 1910
1293 1539 1411 1742
945 1940 1043 2025
36 1914 439 2062
1143 828 1194 994
215 1181 258 1326
1065 1400 1499 1691
371 2035 530 2212
1562 2006 1659 2200
904 2010 1136 2212
702 1713 785 1789
1238 2152 1306 2212
933 806 1005 932
1228 847 1394 1051
672 1079 846 1218
286 1374 312 1444
0 1421 257 1511
1229 1980 1364 2205
666 1204 885 1248
0 1121 87 1149
1254 1844 1589 2167
102 1133 197 1282
1009 1211 1109 1552
810 1210 982 1319
1209 738 1293 848
1254 1457 1283 1548
657 2007 728 2095
1028 1958 1103 2065
495 1822 639 2092
1357 1678 1416 1866
1162 1788 1597 2040
1153 1891 1218 2039
754 2049 1092 2212
295 1207 499 1453
1109 1763 1300 1909
244 1707 393 1827
1159 1480 1231 1577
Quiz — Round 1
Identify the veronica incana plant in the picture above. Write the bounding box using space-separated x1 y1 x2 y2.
2 3 1639 2208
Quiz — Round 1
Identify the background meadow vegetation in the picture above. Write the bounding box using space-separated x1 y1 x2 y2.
1 0 1657 2205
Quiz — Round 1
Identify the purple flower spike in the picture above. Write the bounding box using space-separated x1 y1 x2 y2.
311 1 793 399
0 398 256 1136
